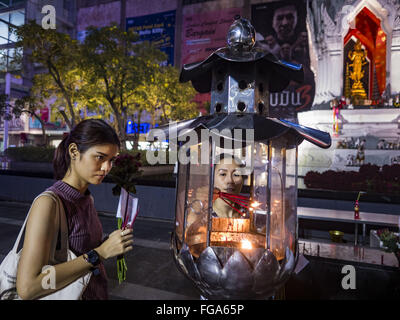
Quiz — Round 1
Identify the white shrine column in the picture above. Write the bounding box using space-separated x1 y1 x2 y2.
391 30 400 94
314 53 328 104
307 2 344 104
306 21 331 103
328 40 343 98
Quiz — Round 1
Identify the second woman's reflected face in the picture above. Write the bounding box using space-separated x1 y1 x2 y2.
214 157 243 194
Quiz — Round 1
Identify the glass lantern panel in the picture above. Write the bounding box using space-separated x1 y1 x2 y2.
270 140 286 260
269 136 298 260
210 146 255 250
175 161 187 243
252 142 269 235
183 143 211 258
285 144 298 253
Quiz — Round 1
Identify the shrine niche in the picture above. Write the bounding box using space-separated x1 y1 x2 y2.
295 0 400 191
344 39 370 101
343 6 387 104
305 0 399 106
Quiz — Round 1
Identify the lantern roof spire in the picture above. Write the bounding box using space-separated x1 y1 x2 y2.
180 16 303 93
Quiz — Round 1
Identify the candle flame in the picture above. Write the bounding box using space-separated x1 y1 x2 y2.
241 239 253 250
251 201 260 208
249 201 261 211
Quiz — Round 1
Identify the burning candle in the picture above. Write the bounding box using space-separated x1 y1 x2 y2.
241 239 253 250
250 201 261 211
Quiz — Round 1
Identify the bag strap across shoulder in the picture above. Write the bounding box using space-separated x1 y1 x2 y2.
12 191 69 260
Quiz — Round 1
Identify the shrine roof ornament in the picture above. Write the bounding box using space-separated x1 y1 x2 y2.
168 16 331 149
156 114 331 148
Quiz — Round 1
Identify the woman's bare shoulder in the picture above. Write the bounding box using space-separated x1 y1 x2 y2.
27 193 58 227
17 193 60 292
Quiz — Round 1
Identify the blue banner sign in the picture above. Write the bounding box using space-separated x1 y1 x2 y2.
126 120 158 134
126 10 176 66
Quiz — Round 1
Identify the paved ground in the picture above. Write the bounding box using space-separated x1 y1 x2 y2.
0 200 200 300
2 200 400 301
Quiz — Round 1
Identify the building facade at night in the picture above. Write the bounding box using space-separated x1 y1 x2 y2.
0 0 76 148
0 0 399 159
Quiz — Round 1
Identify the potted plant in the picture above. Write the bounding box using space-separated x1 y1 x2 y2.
376 228 400 266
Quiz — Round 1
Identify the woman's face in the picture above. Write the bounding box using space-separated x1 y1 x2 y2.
214 157 243 194
71 143 119 185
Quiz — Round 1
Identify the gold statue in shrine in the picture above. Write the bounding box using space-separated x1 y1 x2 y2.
348 40 367 99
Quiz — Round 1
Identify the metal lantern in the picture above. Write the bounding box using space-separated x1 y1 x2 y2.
154 17 331 299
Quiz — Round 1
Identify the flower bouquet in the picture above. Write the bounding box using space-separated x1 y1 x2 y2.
115 188 139 283
108 152 142 283
109 153 142 196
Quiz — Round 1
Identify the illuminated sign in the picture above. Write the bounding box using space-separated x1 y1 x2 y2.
126 10 176 66
126 120 158 134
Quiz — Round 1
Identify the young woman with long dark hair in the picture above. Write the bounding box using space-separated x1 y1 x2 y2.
16 119 133 300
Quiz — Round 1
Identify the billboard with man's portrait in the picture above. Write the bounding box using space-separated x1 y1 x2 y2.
252 0 315 121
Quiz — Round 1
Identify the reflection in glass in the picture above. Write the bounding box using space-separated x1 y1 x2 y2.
9 9 25 43
0 13 9 45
